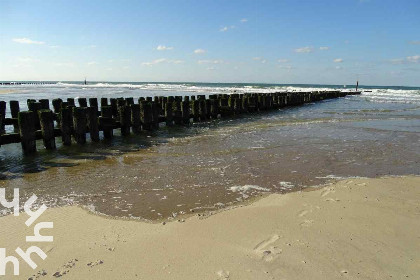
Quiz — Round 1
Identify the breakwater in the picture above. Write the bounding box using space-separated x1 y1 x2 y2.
0 90 360 154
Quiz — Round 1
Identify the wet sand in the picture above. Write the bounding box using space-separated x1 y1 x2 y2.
1 176 419 279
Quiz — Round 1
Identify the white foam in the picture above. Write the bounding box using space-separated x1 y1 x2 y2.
229 185 269 192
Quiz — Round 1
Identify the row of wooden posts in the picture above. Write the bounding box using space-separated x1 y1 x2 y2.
0 91 360 154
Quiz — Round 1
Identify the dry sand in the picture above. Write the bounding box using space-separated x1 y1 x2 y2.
1 176 419 279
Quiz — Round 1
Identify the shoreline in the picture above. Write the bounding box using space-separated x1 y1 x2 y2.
1 175 419 279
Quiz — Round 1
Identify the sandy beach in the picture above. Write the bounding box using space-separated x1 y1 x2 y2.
1 176 418 279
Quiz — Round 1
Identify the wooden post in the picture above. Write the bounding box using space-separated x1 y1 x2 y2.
38 109 56 149
0 101 6 132
151 102 159 129
72 107 87 144
199 99 207 121
67 98 75 107
87 107 100 142
100 106 114 139
78 98 87 107
140 101 153 130
131 104 141 133
165 102 173 126
181 101 190 125
18 111 36 154
191 100 200 122
39 99 50 110
118 105 131 136
209 99 219 119
10 100 20 131
110 98 118 117
101 98 108 107
52 98 62 114
173 101 182 125
126 97 134 105
60 108 72 146
89 98 98 109
27 101 41 130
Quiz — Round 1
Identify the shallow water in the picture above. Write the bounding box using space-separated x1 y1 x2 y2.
0 83 419 220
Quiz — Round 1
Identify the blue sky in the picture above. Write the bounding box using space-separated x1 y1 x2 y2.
0 0 419 86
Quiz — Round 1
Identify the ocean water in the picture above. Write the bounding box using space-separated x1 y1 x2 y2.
0 82 419 220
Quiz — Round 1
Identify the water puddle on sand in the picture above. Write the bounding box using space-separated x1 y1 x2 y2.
0 97 419 221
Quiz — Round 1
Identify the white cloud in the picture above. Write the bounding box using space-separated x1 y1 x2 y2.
333 58 343 63
409 40 420 45
156 45 174 51
335 66 343 70
407 55 420 63
390 58 405 65
294 46 313 53
220 26 228 32
12 38 45 45
55 62 76 67
87 61 97 66
198 60 224 64
252 57 267 63
194 49 206 54
278 59 289 63
49 45 60 49
142 58 184 66
240 18 248 23
389 55 419 64
17 57 40 63
319 46 329 51
207 67 215 71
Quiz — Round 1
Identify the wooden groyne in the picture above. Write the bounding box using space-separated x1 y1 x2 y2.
0 91 360 154
0 82 55 85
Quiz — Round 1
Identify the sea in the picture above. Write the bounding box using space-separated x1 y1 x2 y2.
0 82 419 220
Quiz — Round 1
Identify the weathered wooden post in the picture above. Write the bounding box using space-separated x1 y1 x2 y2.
39 99 50 110
199 99 207 121
110 98 118 118
118 105 131 136
27 101 41 130
126 97 134 105
151 102 159 129
209 99 219 119
100 106 114 139
181 101 190 125
10 100 20 131
18 111 37 154
191 100 200 122
60 108 72 146
89 98 98 109
140 101 153 130
131 104 141 133
67 98 75 107
101 98 108 107
0 101 6 132
52 98 62 114
173 101 182 125
87 107 100 142
164 102 173 126
73 107 87 144
78 98 87 107
38 110 56 149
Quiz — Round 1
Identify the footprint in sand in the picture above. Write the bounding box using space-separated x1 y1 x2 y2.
253 235 283 262
53 259 78 278
298 209 310 217
321 187 336 197
216 270 230 279
300 219 314 227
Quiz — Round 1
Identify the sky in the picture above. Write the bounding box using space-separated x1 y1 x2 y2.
0 0 419 86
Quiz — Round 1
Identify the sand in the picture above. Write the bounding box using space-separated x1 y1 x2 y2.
1 176 419 279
